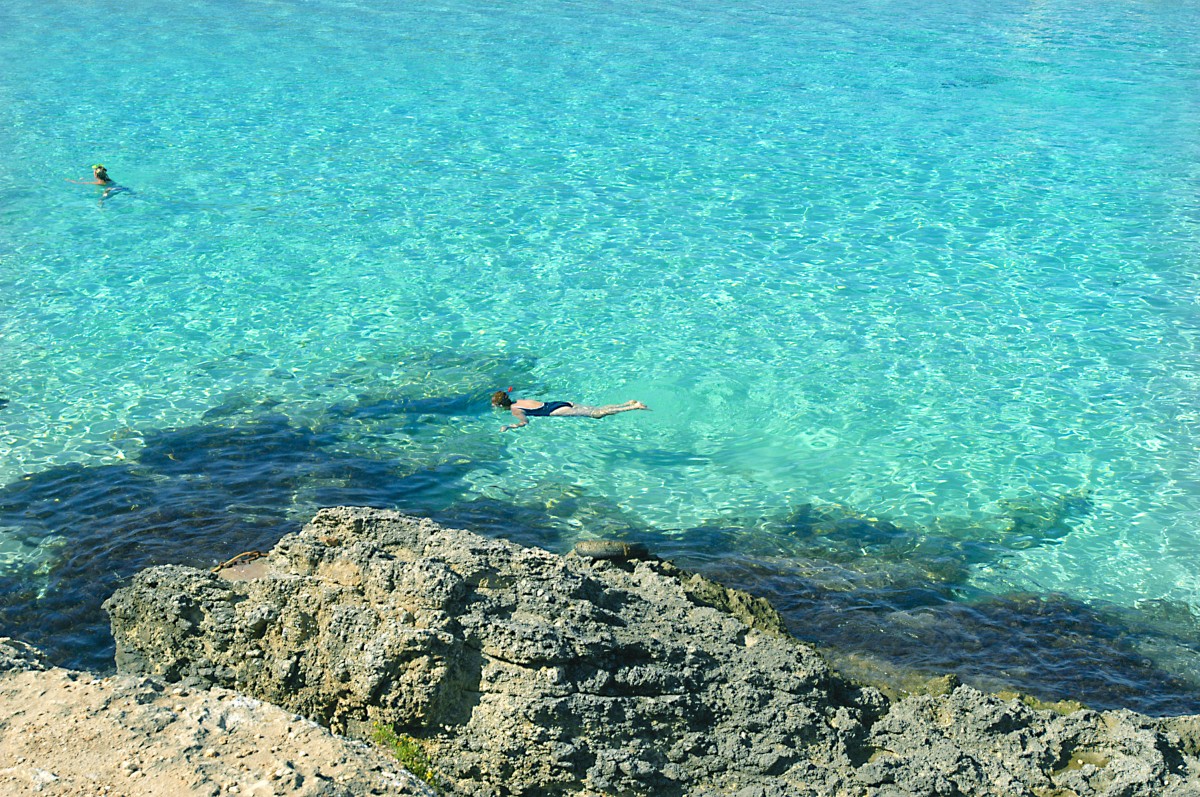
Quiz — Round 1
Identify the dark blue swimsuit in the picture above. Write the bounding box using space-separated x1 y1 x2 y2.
522 401 573 417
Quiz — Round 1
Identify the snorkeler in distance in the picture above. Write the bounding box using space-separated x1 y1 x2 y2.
66 164 130 206
491 390 649 432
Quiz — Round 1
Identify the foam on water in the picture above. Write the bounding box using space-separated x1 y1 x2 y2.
2 0 1200 707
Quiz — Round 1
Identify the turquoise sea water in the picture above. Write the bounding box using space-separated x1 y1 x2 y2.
2 0 1200 712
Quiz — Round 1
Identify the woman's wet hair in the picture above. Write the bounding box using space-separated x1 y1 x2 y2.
491 390 513 408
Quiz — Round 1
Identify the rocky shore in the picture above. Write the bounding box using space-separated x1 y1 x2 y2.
4 506 1200 795
0 638 434 796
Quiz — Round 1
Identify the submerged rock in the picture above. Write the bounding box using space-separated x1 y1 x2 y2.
105 507 1200 796
571 538 650 561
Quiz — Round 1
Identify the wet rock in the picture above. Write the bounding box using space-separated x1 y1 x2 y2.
571 539 650 561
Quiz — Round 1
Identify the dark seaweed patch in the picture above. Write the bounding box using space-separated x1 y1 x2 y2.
652 520 1200 716
325 393 480 421
0 404 504 672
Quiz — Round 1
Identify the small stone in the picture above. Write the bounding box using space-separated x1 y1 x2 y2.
31 769 57 785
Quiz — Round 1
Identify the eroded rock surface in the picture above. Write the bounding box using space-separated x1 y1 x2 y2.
105 507 1200 796
0 638 433 797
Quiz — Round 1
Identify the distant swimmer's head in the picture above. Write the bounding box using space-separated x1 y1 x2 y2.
491 390 513 409
92 164 109 180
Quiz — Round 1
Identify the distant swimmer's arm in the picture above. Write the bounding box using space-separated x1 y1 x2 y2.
500 409 528 432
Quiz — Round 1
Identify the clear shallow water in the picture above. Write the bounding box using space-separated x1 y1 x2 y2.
2 0 1200 712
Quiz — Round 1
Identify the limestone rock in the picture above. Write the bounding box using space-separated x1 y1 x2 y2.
105 507 1200 796
0 639 434 797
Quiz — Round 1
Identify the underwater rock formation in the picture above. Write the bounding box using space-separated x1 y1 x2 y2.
105 507 1200 796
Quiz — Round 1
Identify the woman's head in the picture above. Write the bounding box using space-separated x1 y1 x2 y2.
93 164 109 180
491 390 513 408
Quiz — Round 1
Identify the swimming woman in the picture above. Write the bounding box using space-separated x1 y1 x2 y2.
66 164 129 205
491 391 649 432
